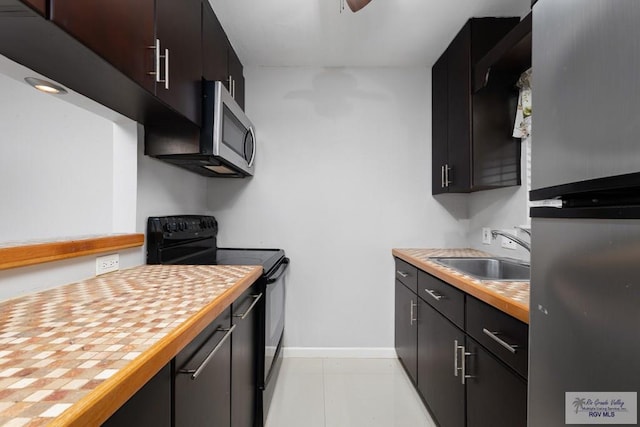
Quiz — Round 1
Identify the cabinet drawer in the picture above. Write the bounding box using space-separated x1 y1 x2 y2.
418 271 464 329
395 258 418 294
465 296 528 379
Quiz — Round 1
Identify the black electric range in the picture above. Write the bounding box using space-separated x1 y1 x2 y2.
146 215 288 427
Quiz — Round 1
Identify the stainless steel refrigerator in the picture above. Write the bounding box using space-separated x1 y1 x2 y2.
529 0 640 425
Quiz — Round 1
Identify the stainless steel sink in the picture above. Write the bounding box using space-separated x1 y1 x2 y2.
430 257 530 282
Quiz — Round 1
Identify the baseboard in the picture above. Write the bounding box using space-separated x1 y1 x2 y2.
282 347 397 359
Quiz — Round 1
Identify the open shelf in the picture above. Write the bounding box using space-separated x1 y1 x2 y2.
0 234 144 271
473 13 532 92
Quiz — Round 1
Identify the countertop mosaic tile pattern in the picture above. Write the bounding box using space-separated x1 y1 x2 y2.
0 264 260 426
393 248 530 306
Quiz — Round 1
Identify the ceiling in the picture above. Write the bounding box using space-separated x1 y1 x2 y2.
208 0 531 68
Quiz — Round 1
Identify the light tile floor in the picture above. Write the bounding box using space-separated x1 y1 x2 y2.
265 358 437 427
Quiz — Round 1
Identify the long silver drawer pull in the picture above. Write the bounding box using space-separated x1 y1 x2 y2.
397 270 409 278
179 324 236 380
234 293 263 320
424 289 444 301
482 328 518 354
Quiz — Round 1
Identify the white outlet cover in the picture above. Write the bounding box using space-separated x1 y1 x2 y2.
482 228 492 245
96 254 119 276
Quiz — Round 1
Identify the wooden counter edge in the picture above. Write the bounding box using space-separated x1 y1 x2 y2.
392 249 529 324
0 234 145 271
50 266 263 427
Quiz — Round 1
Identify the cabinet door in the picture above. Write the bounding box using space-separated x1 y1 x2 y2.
51 0 155 92
102 364 171 427
417 299 465 427
466 338 527 427
21 0 46 15
175 308 232 427
228 46 245 110
156 0 202 124
394 280 417 383
446 22 472 193
202 2 229 85
232 286 261 427
432 53 449 195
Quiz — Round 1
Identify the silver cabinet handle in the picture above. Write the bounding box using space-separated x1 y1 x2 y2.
396 270 409 278
148 39 161 81
232 78 236 98
228 75 233 92
441 165 445 188
445 164 452 187
410 300 417 325
454 339 459 376
179 324 236 380
247 126 256 167
234 293 262 320
482 328 518 354
424 289 444 301
163 48 169 90
456 341 473 385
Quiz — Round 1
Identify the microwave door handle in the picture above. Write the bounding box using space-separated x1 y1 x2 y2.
247 126 256 167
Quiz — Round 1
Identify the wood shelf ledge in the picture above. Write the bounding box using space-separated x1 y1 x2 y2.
0 234 144 271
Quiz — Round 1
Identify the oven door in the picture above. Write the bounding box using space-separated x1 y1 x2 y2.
263 257 288 385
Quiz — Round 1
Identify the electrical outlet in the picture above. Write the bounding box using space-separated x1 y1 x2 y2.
482 227 492 245
501 236 517 250
96 254 119 276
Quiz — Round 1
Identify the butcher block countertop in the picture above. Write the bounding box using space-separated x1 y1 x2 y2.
0 264 262 426
393 248 529 324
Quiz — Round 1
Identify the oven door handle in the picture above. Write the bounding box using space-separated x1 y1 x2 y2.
266 257 290 284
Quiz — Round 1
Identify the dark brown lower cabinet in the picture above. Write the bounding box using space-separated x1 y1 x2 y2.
232 285 261 427
418 298 465 427
103 281 261 426
466 338 527 427
394 258 527 427
102 364 171 427
175 308 232 426
395 280 418 383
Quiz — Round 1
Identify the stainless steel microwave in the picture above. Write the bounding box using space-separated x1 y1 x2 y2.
200 80 255 176
145 80 255 177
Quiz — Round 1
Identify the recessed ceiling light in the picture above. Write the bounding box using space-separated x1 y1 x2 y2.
24 77 68 95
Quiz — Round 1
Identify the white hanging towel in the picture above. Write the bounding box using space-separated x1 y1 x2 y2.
513 68 532 139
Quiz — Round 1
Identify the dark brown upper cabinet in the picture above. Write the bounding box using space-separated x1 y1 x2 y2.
432 18 523 195
50 0 156 93
202 1 245 110
21 0 46 15
50 0 202 125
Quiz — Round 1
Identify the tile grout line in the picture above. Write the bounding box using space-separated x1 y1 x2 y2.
322 358 327 427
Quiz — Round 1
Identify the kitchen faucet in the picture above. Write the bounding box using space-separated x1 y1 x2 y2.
491 229 531 252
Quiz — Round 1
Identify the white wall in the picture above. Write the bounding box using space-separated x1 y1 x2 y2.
466 138 531 260
135 125 210 258
0 72 114 241
0 55 209 299
207 67 467 351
